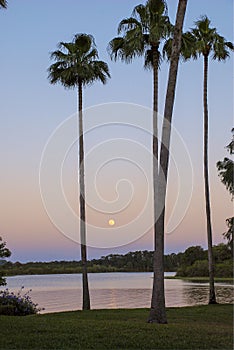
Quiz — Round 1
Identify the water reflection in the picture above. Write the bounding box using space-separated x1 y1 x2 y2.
5 273 233 314
182 282 234 306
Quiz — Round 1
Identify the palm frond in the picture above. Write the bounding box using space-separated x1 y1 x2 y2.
50 49 70 62
225 41 234 51
162 37 172 61
0 0 7 9
87 61 111 85
163 31 197 62
107 37 125 61
181 32 198 61
149 14 172 43
132 4 147 18
84 48 99 61
226 130 234 155
132 4 149 31
212 36 234 61
118 17 142 34
147 0 168 16
58 42 75 53
109 25 146 63
217 157 234 196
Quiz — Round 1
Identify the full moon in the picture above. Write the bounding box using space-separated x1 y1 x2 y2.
108 219 115 226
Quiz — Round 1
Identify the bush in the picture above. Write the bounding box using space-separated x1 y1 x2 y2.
0 304 15 315
215 259 233 278
176 260 209 277
0 236 11 286
176 258 233 278
0 287 43 316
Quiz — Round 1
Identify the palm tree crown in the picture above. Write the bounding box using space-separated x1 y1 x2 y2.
108 0 173 68
188 16 234 60
48 34 110 89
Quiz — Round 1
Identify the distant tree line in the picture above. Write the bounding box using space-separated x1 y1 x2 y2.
0 244 232 278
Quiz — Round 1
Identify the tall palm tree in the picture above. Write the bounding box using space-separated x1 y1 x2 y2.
0 0 7 9
108 0 172 323
108 0 172 161
48 34 110 310
148 0 187 323
188 16 234 304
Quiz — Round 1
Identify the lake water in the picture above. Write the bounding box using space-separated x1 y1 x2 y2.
5 272 233 314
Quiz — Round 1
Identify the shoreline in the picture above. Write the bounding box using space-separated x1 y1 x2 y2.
4 271 233 285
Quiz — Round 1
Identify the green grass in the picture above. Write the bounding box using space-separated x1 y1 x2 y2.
0 305 233 349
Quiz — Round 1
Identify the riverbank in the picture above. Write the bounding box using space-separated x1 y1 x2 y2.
166 276 234 284
0 304 233 349
3 270 234 285
1 245 232 278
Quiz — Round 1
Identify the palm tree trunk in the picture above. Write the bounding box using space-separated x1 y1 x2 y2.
148 0 188 324
78 80 90 310
149 44 165 321
203 54 217 304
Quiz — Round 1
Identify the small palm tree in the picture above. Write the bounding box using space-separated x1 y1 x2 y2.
48 34 110 310
188 16 234 304
108 0 172 323
0 0 7 9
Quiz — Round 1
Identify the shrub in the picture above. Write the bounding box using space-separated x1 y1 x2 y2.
0 287 43 316
215 259 233 278
176 260 209 277
176 259 233 278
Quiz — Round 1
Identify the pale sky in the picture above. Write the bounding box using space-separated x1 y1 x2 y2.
0 0 233 262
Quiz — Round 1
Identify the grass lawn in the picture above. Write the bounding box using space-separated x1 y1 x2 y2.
0 304 233 349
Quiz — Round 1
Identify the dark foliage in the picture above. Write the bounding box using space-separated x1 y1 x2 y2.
0 287 42 316
0 244 232 278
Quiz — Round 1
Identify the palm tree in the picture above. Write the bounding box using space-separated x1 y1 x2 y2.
188 16 234 304
0 0 7 9
148 0 188 323
48 34 110 310
108 0 172 323
108 0 172 162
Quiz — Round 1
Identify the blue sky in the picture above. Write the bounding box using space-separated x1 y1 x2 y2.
0 0 233 262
